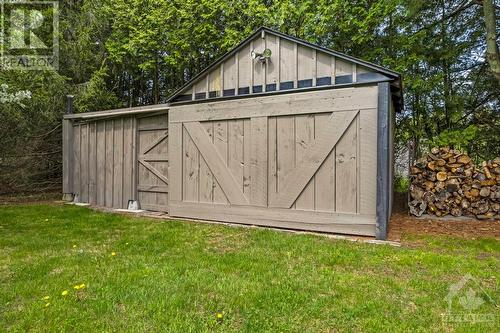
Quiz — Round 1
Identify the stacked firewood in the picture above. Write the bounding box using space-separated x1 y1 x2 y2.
409 147 500 219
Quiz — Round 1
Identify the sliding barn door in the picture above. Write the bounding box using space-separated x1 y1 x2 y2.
169 86 378 236
137 114 169 212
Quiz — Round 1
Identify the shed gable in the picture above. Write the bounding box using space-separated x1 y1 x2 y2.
169 27 398 104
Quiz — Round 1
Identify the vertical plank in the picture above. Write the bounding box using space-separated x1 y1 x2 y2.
105 120 114 207
276 116 295 209
228 120 244 192
250 117 268 206
252 37 264 88
293 42 298 88
265 34 279 88
131 117 138 201
88 122 97 205
335 59 353 82
194 77 207 99
122 117 133 207
295 114 315 210
155 114 169 210
238 45 251 91
169 122 182 202
80 124 89 203
335 116 358 213
243 119 251 200
376 82 391 240
279 38 295 85
199 122 214 203
223 55 236 92
73 124 81 200
268 117 277 201
331 56 336 85
183 126 199 202
316 52 331 79
62 119 74 194
297 45 314 83
312 49 317 86
213 121 228 204
113 119 123 208
314 113 335 212
209 66 222 97
250 40 254 93
96 121 106 206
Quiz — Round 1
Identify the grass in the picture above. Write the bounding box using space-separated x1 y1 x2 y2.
0 204 498 332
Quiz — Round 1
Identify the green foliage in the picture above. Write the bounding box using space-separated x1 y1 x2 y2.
429 125 479 152
394 175 410 193
74 67 120 113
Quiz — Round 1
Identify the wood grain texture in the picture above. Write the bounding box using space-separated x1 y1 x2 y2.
104 120 114 207
213 121 228 204
335 114 358 213
359 109 378 214
170 86 377 123
314 113 335 212
168 122 182 202
250 117 268 206
184 121 249 205
170 201 376 236
270 110 358 209
199 122 214 203
294 114 315 210
73 124 81 200
96 121 106 206
88 122 97 205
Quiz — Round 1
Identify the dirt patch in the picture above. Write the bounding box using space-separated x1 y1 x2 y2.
388 213 500 241
389 192 500 241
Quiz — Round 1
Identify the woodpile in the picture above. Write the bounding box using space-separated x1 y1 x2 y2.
409 147 500 219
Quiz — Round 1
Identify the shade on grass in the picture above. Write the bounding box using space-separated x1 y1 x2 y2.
0 204 498 332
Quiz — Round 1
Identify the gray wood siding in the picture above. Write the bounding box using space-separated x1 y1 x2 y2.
71 117 136 209
169 86 379 236
173 32 377 102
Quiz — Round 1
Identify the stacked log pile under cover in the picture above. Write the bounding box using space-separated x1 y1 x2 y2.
409 147 500 219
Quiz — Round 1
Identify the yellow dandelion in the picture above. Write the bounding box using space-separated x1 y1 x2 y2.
74 283 86 290
111 252 116 256
42 296 50 300
45 302 50 307
44 219 48 222
126 242 129 245
216 313 223 319
72 245 77 248
61 290 68 296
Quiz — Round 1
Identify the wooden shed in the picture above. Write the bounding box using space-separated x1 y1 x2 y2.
62 27 402 239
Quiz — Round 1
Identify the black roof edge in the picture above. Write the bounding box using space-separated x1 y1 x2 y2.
166 26 402 103
169 79 393 107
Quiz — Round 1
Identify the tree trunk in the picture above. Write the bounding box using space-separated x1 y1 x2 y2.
482 0 500 82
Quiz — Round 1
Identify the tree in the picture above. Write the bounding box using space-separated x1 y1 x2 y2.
481 0 500 82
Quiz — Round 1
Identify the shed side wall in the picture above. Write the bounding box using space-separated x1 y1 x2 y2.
70 116 136 209
169 86 379 236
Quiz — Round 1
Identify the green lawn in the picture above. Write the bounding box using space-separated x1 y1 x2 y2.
0 204 498 332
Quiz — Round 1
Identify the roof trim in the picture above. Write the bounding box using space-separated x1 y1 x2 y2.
166 26 401 103
64 104 169 120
